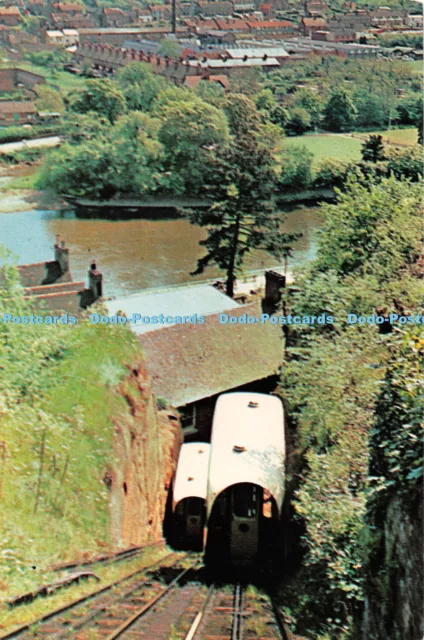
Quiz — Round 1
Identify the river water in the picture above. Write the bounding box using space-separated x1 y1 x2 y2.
0 207 322 297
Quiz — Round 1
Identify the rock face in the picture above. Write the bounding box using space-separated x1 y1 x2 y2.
109 363 182 547
363 487 424 640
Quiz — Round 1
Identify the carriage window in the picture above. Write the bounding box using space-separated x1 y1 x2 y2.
232 484 258 518
187 497 201 516
180 405 196 433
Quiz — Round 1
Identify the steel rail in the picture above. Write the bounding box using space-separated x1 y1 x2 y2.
184 583 216 640
0 551 179 640
103 560 201 640
232 583 244 640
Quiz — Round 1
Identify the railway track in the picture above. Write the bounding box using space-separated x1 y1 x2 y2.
0 552 191 640
3 559 295 640
186 582 290 640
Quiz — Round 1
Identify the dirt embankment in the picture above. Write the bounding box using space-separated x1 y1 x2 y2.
110 363 183 547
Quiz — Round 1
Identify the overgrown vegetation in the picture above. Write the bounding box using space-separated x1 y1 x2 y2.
0 254 139 598
278 176 423 638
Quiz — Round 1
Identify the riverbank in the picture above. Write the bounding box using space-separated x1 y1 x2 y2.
0 164 62 213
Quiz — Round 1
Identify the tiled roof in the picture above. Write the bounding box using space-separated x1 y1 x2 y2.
247 20 294 28
215 18 249 30
139 302 283 406
104 7 125 14
53 3 83 11
0 6 21 15
0 101 37 114
302 17 326 25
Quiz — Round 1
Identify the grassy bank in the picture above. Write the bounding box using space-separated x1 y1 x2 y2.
283 134 363 167
18 63 86 94
0 269 140 599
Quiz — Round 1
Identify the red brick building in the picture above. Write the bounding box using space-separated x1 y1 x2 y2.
0 101 37 124
0 6 22 26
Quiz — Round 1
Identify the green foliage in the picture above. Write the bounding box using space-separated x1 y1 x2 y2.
38 141 118 198
68 79 126 124
35 85 65 114
354 90 388 129
39 111 164 198
278 144 313 190
313 158 356 188
157 94 230 195
194 80 226 107
25 49 71 71
361 135 385 163
384 145 423 180
0 257 140 593
157 38 182 59
286 106 312 135
61 111 111 145
367 328 424 507
190 95 297 297
322 90 357 132
278 173 423 637
316 177 422 280
116 61 167 112
256 88 278 114
377 32 423 49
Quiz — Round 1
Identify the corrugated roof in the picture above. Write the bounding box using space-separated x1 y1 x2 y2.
188 57 280 67
226 46 289 58
139 302 283 406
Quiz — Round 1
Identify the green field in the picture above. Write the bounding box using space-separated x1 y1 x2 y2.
19 62 86 93
283 134 363 166
361 127 419 146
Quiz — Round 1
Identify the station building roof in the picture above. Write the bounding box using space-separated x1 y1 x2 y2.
139 301 283 407
105 283 240 336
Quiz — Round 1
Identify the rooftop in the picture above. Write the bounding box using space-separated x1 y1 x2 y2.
139 301 283 407
188 57 280 67
226 46 289 57
105 283 240 336
0 101 37 114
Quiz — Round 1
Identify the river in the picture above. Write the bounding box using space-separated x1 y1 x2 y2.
0 207 322 297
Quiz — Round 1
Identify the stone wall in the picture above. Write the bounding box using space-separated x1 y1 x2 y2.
363 487 424 640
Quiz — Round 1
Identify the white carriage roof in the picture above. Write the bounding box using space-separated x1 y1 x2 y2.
173 442 211 506
207 392 285 513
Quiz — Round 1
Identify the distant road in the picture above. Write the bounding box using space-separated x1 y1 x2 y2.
0 136 61 154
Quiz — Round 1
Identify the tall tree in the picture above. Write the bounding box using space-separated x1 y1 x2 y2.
361 134 385 162
116 62 166 112
157 95 230 195
191 95 298 297
322 89 357 132
68 79 126 124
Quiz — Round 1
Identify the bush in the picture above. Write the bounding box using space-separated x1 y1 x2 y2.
385 146 423 181
278 145 313 190
285 106 312 135
313 158 356 188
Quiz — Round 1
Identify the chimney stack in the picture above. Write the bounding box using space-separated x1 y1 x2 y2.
88 261 103 302
54 236 70 275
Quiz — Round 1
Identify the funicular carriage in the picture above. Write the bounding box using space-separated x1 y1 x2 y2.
206 392 285 566
171 442 211 551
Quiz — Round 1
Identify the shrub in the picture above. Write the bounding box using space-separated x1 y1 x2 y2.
313 159 356 188
278 145 313 190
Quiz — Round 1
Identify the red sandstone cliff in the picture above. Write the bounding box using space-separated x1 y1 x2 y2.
110 363 182 547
